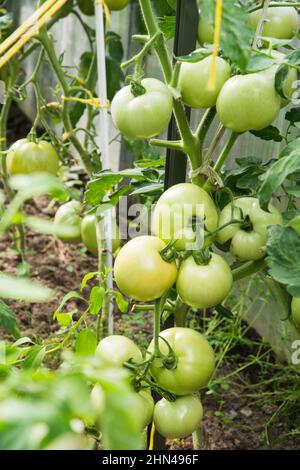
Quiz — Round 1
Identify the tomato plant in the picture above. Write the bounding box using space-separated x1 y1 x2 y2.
217 198 283 261
154 395 203 439
291 297 300 330
114 236 178 301
7 139 59 176
148 327 215 395
111 78 173 139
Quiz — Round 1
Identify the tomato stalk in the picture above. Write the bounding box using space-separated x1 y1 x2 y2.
173 297 189 328
232 259 266 281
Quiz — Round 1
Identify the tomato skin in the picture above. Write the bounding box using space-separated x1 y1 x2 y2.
198 16 214 44
148 327 215 395
96 335 143 368
111 78 173 140
114 236 178 302
179 56 231 109
154 395 203 439
291 297 300 330
54 201 82 244
152 183 218 250
217 197 283 261
7 139 59 176
78 0 129 15
138 388 155 429
106 0 129 10
250 7 299 39
216 73 281 133
81 214 120 256
177 253 232 309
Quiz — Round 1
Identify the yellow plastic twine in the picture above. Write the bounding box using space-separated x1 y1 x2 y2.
0 0 69 69
208 0 223 92
96 0 111 24
148 422 155 451
62 94 109 109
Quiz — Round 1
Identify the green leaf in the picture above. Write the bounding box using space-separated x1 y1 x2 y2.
246 53 275 73
130 182 163 196
106 31 123 62
23 345 46 369
266 225 300 297
81 272 98 291
84 173 124 206
285 186 300 198
89 286 105 316
275 63 290 99
287 214 300 232
250 125 283 142
54 291 86 315
198 0 253 71
75 328 97 356
0 274 54 302
0 300 20 338
285 107 300 125
9 173 68 201
112 290 128 313
258 138 300 210
158 15 176 40
25 215 80 238
106 57 124 101
176 48 211 63
53 312 73 327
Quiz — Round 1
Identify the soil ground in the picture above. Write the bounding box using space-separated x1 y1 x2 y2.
1 104 299 451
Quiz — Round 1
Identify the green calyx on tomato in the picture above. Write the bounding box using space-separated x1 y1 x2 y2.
96 335 143 368
154 395 203 439
81 214 120 257
291 297 300 331
148 327 215 395
152 183 218 251
179 55 231 109
114 236 178 302
250 7 299 40
217 197 283 261
216 72 281 133
54 200 82 244
7 139 59 176
176 252 232 309
111 78 173 140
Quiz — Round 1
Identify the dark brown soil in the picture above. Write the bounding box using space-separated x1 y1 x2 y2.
1 104 299 451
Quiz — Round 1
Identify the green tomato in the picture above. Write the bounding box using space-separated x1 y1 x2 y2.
148 327 215 395
259 50 298 106
138 388 155 429
179 55 231 108
77 0 94 16
91 383 105 417
291 297 300 330
216 72 281 133
250 7 299 39
111 78 173 140
7 139 59 176
106 0 129 10
198 16 214 44
96 335 143 368
176 253 232 309
54 201 82 244
81 214 120 256
152 183 218 250
154 395 203 439
114 236 178 302
217 197 282 261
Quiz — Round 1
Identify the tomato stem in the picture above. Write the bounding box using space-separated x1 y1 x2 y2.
232 259 266 281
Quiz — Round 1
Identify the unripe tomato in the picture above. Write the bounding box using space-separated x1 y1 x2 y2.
54 201 82 244
77 0 94 16
291 297 300 330
250 7 299 39
111 78 173 140
152 183 218 250
91 383 105 417
81 214 120 256
216 72 281 133
217 197 282 261
176 253 232 309
106 0 129 10
138 388 154 429
154 395 203 439
148 327 215 395
96 335 143 368
179 55 231 108
198 16 214 44
7 139 59 176
114 236 178 302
